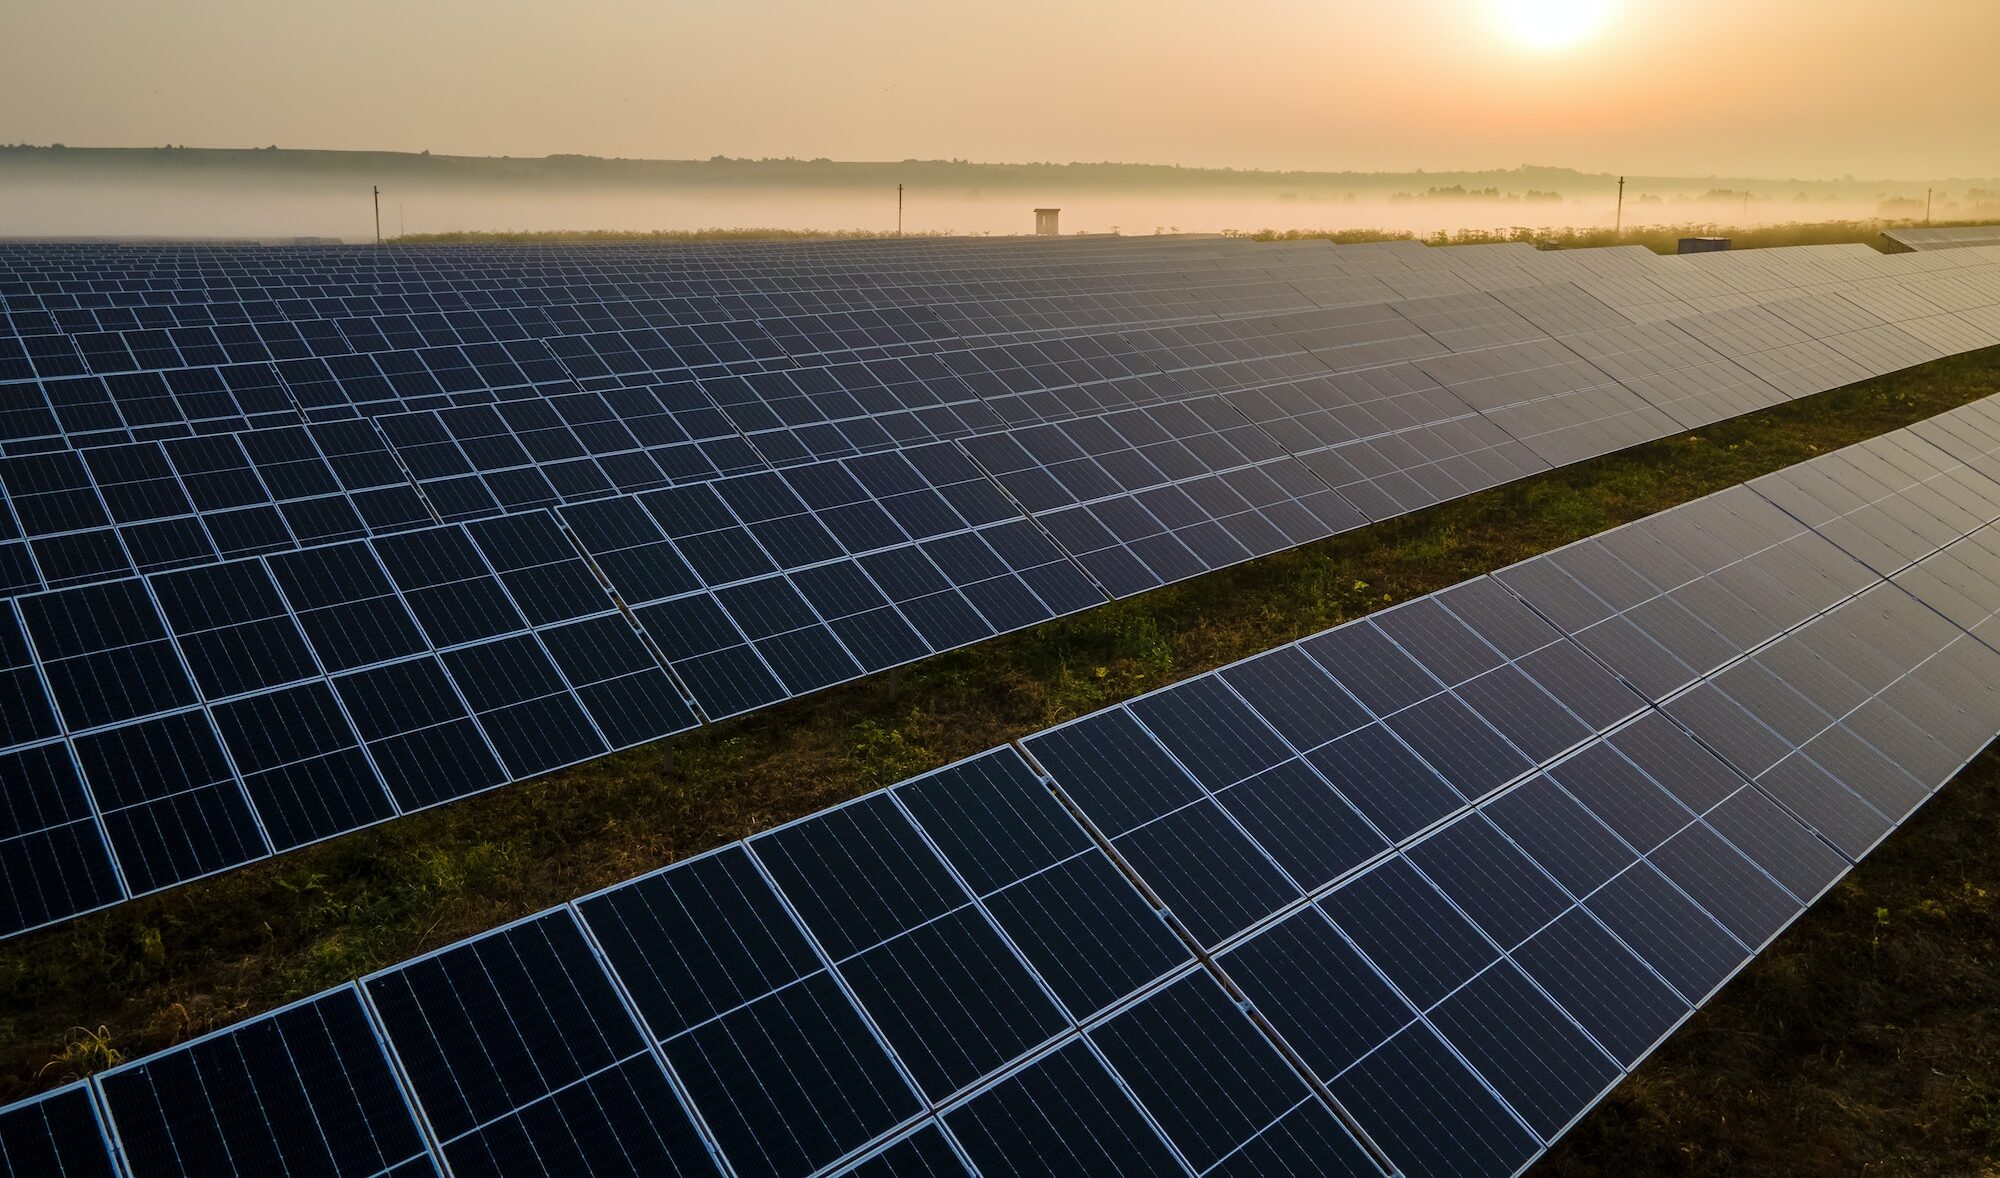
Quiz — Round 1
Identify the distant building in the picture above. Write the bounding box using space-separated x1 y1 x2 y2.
1034 208 1060 236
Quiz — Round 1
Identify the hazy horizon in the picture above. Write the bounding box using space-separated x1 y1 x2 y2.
8 149 1996 240
5 145 1997 187
6 0 1998 180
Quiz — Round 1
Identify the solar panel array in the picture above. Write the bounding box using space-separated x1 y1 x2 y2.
6 235 2000 939
11 391 2000 1177
1882 225 2000 253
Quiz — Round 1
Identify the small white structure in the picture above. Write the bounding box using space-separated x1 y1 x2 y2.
1034 208 1061 236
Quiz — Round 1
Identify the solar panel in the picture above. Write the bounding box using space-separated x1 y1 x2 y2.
1089 969 1376 1173
0 1081 117 1177
575 845 925 1176
361 909 718 1176
4 232 2000 946
940 1037 1189 1175
95 987 436 1177
892 748 1191 1021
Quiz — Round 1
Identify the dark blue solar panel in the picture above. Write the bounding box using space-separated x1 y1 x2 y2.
1217 645 1372 750
943 1039 1185 1176
1207 1097 1383 1177
1330 1022 1541 1178
148 558 319 699
364 910 718 1176
1022 710 1204 837
1321 856 1500 1010
749 793 965 960
331 656 505 810
210 680 395 849
1089 971 1321 1172
0 1083 116 1178
73 709 268 893
97 987 435 1178
576 842 924 1178
0 740 123 936
19 578 197 731
832 1123 973 1177
1510 906 1689 1067
1583 862 1750 1003
1427 960 1621 1141
1110 797 1300 947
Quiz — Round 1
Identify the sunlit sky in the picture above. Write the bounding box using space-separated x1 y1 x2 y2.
5 0 1996 178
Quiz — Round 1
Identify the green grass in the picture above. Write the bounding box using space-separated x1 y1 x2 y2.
3 352 2000 1177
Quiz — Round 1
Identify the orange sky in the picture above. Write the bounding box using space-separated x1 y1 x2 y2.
4 0 1996 178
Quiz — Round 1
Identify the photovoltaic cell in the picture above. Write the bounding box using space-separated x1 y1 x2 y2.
210 680 395 849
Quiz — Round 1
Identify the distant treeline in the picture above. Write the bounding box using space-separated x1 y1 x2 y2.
1 144 1988 201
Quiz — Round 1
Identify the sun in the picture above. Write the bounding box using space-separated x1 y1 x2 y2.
1490 0 1614 50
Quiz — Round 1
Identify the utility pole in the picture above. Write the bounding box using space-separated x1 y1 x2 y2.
1926 187 1933 225
1614 176 1625 236
373 185 381 244
897 184 904 237
399 203 406 238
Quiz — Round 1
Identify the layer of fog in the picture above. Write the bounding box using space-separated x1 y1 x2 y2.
0 177 1962 241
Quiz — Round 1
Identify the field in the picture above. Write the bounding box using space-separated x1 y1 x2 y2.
389 216 2000 252
3 335 1999 1172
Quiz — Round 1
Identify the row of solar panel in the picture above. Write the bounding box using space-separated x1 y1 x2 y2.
6 242 1993 360
2 236 1981 312
0 230 1252 273
0 237 1262 289
5 270 1999 937
0 288 1983 618
0 285 1668 599
2 251 1991 481
3 258 1984 486
0 288 1517 474
8 393 2000 1177
1883 225 2000 252
0 246 1358 308
5 238 1987 380
0 273 1497 428
0 257 1314 336
0 442 1119 937
7 246 1990 407
0 267 1310 344
2 264 1994 606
